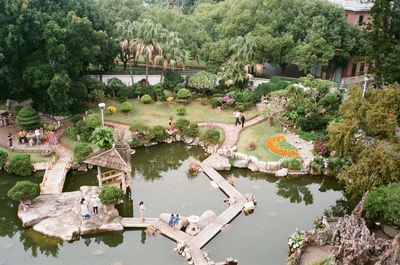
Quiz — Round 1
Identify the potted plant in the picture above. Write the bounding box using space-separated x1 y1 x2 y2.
7 181 40 205
99 186 124 212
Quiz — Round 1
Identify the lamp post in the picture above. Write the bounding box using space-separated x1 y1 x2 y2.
362 75 369 98
98 102 106 126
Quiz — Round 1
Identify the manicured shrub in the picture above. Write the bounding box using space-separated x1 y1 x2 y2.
188 71 217 95
16 106 41 130
314 139 330 157
106 106 117 114
151 125 167 142
186 124 199 137
86 113 101 129
120 102 133 113
7 181 40 201
65 125 78 140
176 88 191 104
200 128 220 145
70 114 82 124
141 94 152 104
99 186 124 205
175 118 190 133
90 127 114 150
364 183 400 226
73 143 93 163
281 158 303 170
8 154 34 177
176 106 187 116
0 150 8 169
210 98 220 108
163 90 173 99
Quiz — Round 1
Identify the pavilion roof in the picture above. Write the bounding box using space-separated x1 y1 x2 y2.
84 148 131 172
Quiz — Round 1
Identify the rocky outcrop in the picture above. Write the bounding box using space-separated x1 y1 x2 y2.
275 168 288 177
18 186 123 241
288 194 398 265
202 153 231 170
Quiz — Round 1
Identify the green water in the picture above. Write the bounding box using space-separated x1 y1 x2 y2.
0 143 348 265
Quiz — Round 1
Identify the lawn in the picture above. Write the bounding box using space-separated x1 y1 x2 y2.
236 122 283 162
92 99 260 127
0 147 53 163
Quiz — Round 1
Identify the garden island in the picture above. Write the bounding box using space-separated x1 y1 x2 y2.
0 0 399 265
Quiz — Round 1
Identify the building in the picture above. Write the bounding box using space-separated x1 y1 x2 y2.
328 0 373 85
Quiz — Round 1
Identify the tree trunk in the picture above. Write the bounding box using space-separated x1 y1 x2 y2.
129 58 134 85
146 61 149 85
280 63 287 74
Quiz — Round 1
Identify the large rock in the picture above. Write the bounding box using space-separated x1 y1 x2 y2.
159 213 189 230
183 136 193 144
202 153 231 170
233 159 249 168
233 152 248 160
18 186 124 241
275 168 288 177
247 162 259 172
267 161 281 171
256 161 268 172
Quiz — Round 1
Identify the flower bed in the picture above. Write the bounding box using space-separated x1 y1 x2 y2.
266 134 299 158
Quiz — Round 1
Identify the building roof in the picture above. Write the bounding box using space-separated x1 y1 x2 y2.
84 148 131 173
328 0 373 12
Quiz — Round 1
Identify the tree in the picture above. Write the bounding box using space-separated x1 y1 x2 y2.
16 107 41 130
99 185 124 205
7 181 40 201
368 0 400 84
188 71 217 95
131 19 166 84
90 126 115 149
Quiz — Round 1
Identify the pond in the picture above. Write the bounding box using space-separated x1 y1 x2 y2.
0 143 349 265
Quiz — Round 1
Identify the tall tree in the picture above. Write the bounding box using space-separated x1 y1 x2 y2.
368 0 400 84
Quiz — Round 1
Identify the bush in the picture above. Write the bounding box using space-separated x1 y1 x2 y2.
186 124 199 137
141 94 152 104
176 106 187 116
8 154 34 177
234 102 246 112
167 96 174 103
74 143 93 163
210 98 220 108
120 102 133 112
297 115 328 132
75 122 92 142
188 71 217 95
90 127 114 149
130 123 153 144
116 87 129 102
164 71 183 90
201 128 220 145
7 181 40 201
176 88 191 104
314 139 330 157
16 107 41 130
364 183 400 226
299 131 328 142
282 158 303 170
99 186 124 205
106 106 117 114
0 150 8 169
163 90 173 99
310 156 325 173
175 118 190 133
65 125 78 140
151 125 167 142
86 113 101 129
70 114 82 124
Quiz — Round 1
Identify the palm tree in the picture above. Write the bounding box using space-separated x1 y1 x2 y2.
220 33 263 86
131 19 166 84
115 20 137 84
154 31 186 82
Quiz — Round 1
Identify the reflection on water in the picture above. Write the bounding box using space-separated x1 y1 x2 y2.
0 143 351 265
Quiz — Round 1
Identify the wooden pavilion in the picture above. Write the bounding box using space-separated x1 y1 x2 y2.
84 145 132 192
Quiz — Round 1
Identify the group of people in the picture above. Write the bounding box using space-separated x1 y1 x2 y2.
234 110 246 128
80 196 100 220
11 129 57 147
168 213 180 229
0 113 15 127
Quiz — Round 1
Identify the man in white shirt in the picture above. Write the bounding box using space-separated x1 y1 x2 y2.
91 196 100 215
234 111 241 126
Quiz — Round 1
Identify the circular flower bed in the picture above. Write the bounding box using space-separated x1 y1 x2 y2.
266 134 299 157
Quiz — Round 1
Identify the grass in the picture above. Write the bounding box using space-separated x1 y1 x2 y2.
0 147 53 163
236 122 283 162
92 99 259 127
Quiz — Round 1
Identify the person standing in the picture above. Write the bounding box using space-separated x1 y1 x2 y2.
49 130 57 145
168 116 175 131
91 195 100 215
240 114 246 128
34 128 41 145
139 201 146 222
80 198 90 220
234 110 241 126
8 133 13 149
173 214 180 230
168 213 175 227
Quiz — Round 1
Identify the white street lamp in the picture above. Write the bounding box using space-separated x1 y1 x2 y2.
98 102 106 126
